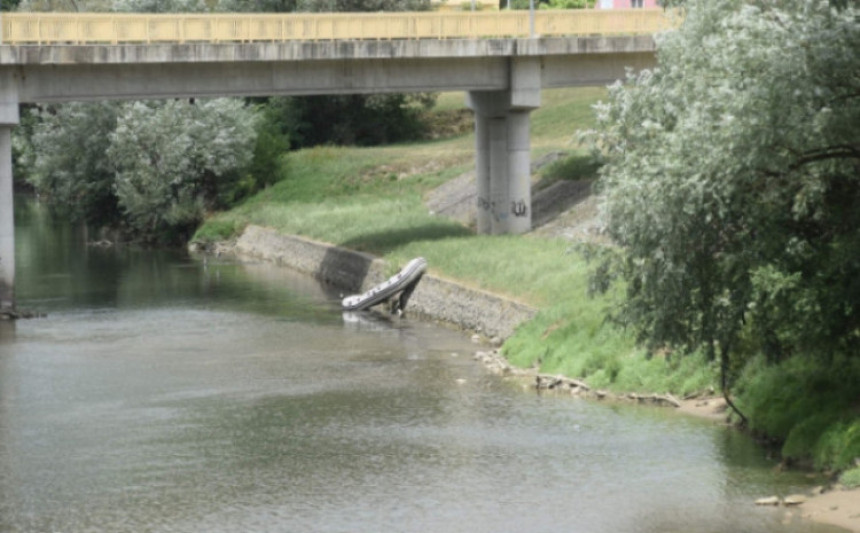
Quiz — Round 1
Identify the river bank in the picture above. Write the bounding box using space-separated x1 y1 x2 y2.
205 223 860 533
192 87 857 528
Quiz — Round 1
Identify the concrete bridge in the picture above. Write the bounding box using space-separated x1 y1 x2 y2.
0 10 671 310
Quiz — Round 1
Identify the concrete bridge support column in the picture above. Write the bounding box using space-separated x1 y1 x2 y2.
0 75 19 311
469 102 535 234
468 58 540 235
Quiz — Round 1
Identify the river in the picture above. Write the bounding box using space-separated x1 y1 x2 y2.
0 197 842 533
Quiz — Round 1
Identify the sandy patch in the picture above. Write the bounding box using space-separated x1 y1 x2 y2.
677 396 731 423
799 487 860 532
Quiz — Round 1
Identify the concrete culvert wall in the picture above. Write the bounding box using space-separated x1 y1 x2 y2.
233 225 536 340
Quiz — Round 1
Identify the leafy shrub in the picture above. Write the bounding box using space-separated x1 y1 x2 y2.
735 354 860 469
840 467 860 488
192 219 244 245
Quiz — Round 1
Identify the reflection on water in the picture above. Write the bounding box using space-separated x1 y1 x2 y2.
0 197 842 533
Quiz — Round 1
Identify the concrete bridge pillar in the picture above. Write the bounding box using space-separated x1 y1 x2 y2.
468 57 541 235
0 74 19 311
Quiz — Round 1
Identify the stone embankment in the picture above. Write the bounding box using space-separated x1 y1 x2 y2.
229 225 536 340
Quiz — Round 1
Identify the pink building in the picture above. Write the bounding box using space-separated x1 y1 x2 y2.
597 0 659 8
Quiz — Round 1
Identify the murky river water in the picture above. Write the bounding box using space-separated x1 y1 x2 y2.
0 198 843 532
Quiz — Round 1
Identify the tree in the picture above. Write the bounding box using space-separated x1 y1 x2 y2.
108 99 257 243
586 0 860 409
111 0 210 11
215 0 297 11
283 93 433 148
295 0 430 11
17 0 269 243
26 102 122 226
273 0 435 148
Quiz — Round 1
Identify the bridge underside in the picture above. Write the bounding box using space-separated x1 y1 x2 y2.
0 37 657 309
6 52 653 102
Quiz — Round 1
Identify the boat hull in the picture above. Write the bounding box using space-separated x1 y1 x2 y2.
341 257 427 312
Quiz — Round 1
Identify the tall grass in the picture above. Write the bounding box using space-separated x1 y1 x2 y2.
735 354 860 470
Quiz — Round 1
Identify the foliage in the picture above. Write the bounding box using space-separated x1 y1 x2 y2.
734 354 860 469
108 99 257 243
26 102 122 226
192 218 244 244
538 153 601 184
281 93 434 148
215 0 297 11
510 0 594 10
11 105 38 189
540 0 594 9
111 0 209 11
295 0 430 11
841 467 860 489
247 101 291 192
24 99 258 243
509 0 540 8
586 0 860 373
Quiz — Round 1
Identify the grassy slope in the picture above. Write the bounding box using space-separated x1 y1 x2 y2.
195 87 858 472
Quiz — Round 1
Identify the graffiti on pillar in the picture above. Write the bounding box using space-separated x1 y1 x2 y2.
477 197 491 211
511 200 528 218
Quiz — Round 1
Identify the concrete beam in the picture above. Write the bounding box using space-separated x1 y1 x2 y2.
510 56 541 110
0 36 656 66
10 57 511 102
4 50 654 104
0 36 657 102
541 52 656 88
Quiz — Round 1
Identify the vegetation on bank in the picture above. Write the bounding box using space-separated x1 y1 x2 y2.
195 2 858 475
583 0 859 471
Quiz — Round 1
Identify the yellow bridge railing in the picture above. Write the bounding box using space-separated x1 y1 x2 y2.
0 10 673 45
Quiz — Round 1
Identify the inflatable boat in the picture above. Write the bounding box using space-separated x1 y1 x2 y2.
341 257 427 313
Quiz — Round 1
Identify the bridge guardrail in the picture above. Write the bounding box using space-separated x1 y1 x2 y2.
0 10 674 45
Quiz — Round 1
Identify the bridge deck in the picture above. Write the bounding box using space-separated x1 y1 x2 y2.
0 9 674 45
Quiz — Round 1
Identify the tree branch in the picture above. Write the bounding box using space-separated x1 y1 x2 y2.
720 343 748 426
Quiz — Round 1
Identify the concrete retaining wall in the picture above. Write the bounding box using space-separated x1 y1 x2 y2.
234 225 536 340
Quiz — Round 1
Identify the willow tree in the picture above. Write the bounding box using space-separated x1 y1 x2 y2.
108 99 257 243
26 102 121 226
588 0 860 415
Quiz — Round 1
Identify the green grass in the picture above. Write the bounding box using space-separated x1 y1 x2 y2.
530 86 604 151
503 294 717 394
538 152 603 184
735 354 860 470
841 467 860 488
